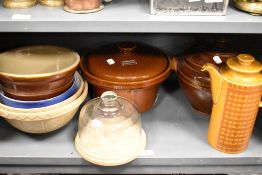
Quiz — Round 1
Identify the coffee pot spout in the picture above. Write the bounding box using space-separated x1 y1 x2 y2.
202 63 223 104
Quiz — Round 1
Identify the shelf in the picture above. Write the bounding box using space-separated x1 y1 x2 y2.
0 0 262 33
0 0 261 173
0 77 262 174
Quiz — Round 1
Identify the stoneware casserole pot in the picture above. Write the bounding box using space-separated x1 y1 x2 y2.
81 41 171 112
172 38 236 115
0 45 80 101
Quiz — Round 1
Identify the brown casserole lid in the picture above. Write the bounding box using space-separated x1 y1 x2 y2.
180 42 236 87
184 44 235 71
81 42 171 89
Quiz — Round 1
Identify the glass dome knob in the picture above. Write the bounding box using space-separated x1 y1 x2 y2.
97 91 121 117
101 91 118 105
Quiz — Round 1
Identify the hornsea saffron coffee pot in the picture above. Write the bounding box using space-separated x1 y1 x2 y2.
202 54 262 154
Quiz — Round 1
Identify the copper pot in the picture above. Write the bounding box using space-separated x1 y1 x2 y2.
80 41 171 112
64 0 104 13
172 39 236 115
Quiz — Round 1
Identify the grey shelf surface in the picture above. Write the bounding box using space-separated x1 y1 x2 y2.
0 78 262 174
0 0 262 33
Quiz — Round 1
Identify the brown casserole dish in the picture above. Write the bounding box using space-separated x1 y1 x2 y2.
172 38 236 115
80 41 171 112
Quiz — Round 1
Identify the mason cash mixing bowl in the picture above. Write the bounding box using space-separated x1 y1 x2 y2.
0 45 80 101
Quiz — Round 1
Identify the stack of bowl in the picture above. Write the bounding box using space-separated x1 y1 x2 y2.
0 45 88 134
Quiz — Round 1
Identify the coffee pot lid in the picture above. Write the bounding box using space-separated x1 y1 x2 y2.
227 54 262 74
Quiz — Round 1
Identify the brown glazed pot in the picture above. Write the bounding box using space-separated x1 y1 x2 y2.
0 45 80 101
1 73 74 101
80 41 171 112
93 86 159 113
172 41 236 115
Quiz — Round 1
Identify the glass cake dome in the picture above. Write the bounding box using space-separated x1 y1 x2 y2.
74 91 146 166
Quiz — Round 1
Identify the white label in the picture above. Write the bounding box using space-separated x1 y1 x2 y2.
189 0 201 2
140 149 155 156
213 55 222 64
12 14 31 20
106 58 115 65
121 59 137 66
205 0 223 3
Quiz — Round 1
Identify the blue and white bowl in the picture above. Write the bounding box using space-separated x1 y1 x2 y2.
0 73 80 109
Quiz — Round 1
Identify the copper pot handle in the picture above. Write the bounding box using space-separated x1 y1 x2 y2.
171 56 178 72
260 101 262 107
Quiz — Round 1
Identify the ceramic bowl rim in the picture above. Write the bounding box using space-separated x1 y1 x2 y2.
0 73 79 108
0 71 84 112
0 81 88 121
0 45 80 79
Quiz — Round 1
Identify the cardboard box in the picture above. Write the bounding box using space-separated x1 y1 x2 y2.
150 0 230 15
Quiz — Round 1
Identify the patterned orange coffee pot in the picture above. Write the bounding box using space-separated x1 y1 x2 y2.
202 54 262 154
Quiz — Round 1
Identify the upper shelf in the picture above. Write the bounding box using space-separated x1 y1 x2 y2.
0 0 262 33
